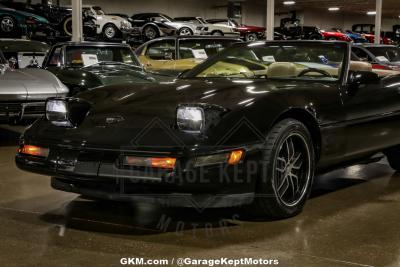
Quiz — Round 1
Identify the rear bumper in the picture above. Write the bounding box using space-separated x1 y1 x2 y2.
0 102 45 123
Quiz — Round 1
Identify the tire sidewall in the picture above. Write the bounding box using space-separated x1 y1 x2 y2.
143 25 159 40
62 17 72 36
246 33 257 42
258 120 315 217
103 24 118 39
179 27 193 36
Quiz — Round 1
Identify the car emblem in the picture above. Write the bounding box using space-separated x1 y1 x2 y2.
105 116 125 124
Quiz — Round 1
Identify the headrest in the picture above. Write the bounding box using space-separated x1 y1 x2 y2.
267 62 297 78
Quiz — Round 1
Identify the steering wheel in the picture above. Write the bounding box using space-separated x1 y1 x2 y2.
297 68 332 77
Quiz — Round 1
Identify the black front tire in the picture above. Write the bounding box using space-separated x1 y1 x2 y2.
178 27 193 36
143 25 159 40
248 119 315 219
385 146 400 171
245 33 258 42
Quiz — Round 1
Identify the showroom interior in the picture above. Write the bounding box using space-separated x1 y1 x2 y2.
2 0 400 266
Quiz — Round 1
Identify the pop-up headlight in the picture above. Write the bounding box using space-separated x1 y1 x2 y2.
46 99 72 127
177 106 205 134
46 98 91 128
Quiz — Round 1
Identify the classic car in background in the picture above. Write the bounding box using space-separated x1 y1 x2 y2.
275 18 323 40
206 18 267 41
174 17 239 37
135 36 241 74
82 6 132 40
0 38 49 69
130 13 197 41
321 30 352 42
352 44 400 71
0 48 68 124
43 42 169 95
16 41 400 219
352 24 393 44
0 3 51 38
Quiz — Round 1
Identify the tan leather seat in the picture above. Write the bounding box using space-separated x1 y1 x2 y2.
349 61 373 72
267 62 297 78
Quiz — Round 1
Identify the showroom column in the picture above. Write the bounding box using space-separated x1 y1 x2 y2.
71 0 83 42
375 0 382 44
266 0 275 40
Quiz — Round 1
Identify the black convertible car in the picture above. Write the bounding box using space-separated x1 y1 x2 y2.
16 41 400 219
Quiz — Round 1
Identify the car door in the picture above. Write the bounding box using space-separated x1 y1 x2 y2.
341 62 400 157
139 39 176 71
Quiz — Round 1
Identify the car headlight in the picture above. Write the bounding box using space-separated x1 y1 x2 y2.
176 106 205 134
176 104 227 134
46 99 72 127
46 98 91 128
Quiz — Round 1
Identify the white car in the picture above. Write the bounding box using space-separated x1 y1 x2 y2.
83 6 132 40
175 17 240 37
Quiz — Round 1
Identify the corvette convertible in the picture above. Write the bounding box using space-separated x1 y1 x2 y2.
16 41 400 218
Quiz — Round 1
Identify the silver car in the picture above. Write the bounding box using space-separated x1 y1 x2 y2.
0 49 69 124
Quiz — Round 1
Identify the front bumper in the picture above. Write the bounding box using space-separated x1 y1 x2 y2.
0 102 45 123
16 144 260 208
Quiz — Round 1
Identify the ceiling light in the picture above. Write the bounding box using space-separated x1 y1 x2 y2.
283 1 295 5
328 7 340 11
367 11 376 15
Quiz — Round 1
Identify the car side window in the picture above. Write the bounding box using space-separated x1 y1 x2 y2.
352 47 372 62
145 40 176 60
47 47 63 67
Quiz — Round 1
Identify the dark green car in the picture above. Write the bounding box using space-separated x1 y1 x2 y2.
0 3 50 37
43 42 171 95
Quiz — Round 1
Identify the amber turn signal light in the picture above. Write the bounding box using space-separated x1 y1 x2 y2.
228 150 244 165
124 156 177 169
18 145 49 158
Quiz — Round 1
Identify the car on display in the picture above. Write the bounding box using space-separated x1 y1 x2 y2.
174 17 239 37
352 24 393 44
135 36 241 74
15 40 400 219
206 18 267 41
0 48 68 124
82 6 133 40
0 1 72 37
130 13 197 41
274 18 323 40
321 30 352 42
0 3 51 38
43 42 169 96
352 44 400 71
0 38 49 69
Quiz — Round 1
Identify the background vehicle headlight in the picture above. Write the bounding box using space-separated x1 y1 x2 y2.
176 106 204 134
46 99 72 127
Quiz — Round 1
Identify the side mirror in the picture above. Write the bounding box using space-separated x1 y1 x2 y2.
348 70 380 94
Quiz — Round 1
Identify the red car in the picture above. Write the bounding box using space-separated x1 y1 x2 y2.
206 19 265 42
321 30 352 42
362 33 392 45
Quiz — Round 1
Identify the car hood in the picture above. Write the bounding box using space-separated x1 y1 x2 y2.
13 9 49 23
82 65 167 85
0 68 67 101
239 25 266 31
166 21 196 30
30 78 331 149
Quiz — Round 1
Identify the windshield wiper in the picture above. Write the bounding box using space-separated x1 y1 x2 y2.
81 61 142 70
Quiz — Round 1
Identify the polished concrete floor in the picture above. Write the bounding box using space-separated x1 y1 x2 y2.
1 125 400 267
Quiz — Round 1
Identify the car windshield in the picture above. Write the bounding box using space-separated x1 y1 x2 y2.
179 39 239 60
184 42 346 82
366 46 400 63
64 46 140 68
